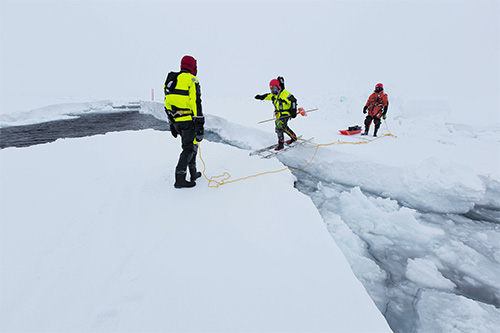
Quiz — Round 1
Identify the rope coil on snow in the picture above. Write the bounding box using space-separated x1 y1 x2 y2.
198 119 396 188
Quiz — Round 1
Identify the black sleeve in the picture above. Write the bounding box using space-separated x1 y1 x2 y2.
288 94 297 109
288 94 297 118
195 81 203 117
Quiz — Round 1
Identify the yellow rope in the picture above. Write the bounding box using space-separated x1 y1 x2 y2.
198 119 396 189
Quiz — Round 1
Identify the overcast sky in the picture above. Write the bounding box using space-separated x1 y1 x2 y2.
1 0 499 120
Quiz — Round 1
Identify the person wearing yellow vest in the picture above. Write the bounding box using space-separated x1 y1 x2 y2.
164 55 204 188
255 76 298 150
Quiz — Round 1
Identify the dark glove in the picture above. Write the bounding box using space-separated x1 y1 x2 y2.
255 94 266 100
382 113 387 120
363 106 368 114
194 117 205 142
170 123 178 138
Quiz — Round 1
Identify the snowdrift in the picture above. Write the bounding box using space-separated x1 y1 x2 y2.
0 129 390 332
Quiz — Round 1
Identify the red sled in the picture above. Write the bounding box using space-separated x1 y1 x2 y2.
339 129 362 135
339 125 362 135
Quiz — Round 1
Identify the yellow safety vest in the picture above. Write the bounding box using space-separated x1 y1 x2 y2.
264 89 293 118
164 71 202 122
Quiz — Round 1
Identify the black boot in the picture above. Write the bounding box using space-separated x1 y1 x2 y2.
361 130 368 136
174 173 196 189
189 167 202 182
286 135 297 145
275 140 284 151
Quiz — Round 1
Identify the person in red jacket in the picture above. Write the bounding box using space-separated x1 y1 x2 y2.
362 83 389 137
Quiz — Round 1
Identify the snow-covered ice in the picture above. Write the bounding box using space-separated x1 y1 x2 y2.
0 126 390 332
1 93 499 332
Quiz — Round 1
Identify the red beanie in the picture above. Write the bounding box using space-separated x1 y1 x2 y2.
181 55 197 75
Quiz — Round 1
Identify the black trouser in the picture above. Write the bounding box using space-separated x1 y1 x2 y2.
364 115 381 134
275 116 296 142
173 121 197 175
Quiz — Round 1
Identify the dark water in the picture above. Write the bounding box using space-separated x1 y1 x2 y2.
0 111 170 149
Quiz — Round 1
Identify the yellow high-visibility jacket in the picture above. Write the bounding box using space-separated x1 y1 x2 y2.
164 70 203 122
263 89 297 118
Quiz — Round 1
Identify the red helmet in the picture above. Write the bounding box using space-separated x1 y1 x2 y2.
181 55 197 75
269 79 281 94
269 79 281 89
375 83 383 92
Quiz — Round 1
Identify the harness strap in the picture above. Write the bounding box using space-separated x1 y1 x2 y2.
167 106 194 119
166 89 189 96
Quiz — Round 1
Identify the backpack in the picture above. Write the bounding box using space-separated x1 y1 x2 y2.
164 71 180 95
277 76 285 90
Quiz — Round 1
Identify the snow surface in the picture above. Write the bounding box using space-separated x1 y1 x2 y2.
0 125 390 331
2 0 499 330
1 92 499 332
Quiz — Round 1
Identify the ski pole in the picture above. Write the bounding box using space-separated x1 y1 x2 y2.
258 108 318 124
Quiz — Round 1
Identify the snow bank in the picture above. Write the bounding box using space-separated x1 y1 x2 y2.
1 94 498 332
0 100 141 128
0 130 390 332
280 147 487 213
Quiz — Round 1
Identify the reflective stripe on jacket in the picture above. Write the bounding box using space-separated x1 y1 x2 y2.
164 71 202 122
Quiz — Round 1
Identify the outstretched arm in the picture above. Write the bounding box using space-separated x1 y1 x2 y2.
255 93 270 100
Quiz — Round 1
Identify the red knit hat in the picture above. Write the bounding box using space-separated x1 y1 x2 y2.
181 55 197 75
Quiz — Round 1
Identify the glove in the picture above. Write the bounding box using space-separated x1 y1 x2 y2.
170 123 178 138
363 106 368 114
194 117 205 142
254 94 266 100
382 114 387 120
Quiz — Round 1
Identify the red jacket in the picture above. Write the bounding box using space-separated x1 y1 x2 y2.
365 91 388 118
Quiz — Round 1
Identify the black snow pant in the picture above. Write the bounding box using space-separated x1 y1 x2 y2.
364 115 381 135
174 121 198 175
275 116 296 143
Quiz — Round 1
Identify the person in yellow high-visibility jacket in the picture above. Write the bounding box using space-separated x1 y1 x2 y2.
254 77 298 150
164 55 204 188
